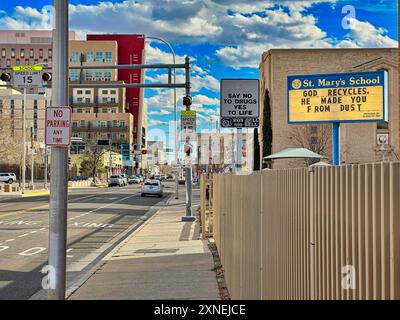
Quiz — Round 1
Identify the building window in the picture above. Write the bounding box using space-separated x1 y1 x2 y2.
77 108 83 113
86 51 94 62
111 108 116 113
85 71 93 81
72 121 78 128
96 52 103 62
377 121 389 130
102 90 108 94
104 71 111 81
48 48 52 59
1 48 5 58
34 59 38 65
110 90 117 94
43 59 48 65
110 98 116 103
102 108 107 113
30 48 34 58
119 134 126 140
80 120 85 127
120 121 126 127
85 98 90 104
113 120 118 127
85 90 91 94
70 71 78 81
71 51 79 62
77 90 83 95
25 59 29 65
39 49 43 58
15 59 20 66
11 48 15 58
20 48 25 58
105 52 112 62
77 97 83 103
95 71 102 81
101 121 107 128
6 59 10 67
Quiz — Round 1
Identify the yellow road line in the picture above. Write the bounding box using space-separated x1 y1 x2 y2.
21 191 50 197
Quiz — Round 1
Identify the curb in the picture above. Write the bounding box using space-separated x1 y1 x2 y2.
21 190 50 197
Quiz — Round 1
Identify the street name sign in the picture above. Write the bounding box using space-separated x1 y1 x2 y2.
287 70 388 123
45 107 72 147
220 79 259 128
12 65 43 89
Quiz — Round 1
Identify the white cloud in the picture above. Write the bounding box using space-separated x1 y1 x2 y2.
148 109 171 116
148 119 168 126
336 18 398 48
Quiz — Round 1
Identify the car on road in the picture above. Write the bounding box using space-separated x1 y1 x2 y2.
141 179 163 197
120 174 128 186
0 173 17 184
108 175 124 187
128 175 141 184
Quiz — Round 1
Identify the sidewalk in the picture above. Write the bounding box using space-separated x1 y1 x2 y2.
69 189 220 300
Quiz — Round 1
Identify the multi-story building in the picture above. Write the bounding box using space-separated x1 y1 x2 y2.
0 85 48 173
259 48 399 168
196 131 253 174
86 34 147 151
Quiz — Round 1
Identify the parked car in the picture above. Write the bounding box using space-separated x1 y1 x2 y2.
141 179 163 197
120 174 128 186
138 175 144 182
108 175 123 187
0 173 17 184
128 175 141 184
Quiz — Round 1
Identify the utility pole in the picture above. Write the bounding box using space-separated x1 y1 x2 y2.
182 57 195 222
48 0 69 300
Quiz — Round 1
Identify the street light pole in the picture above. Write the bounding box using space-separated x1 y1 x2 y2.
144 36 179 199
22 88 26 194
48 0 69 300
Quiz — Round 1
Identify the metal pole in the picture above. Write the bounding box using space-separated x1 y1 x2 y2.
22 88 26 194
145 36 179 200
31 123 34 189
236 128 242 172
44 147 48 190
48 0 69 300
182 57 195 222
332 122 340 166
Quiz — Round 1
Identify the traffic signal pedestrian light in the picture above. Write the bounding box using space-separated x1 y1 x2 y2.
0 72 11 82
42 72 52 82
183 96 192 106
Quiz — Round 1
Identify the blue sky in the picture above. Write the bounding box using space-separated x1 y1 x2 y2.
0 0 398 158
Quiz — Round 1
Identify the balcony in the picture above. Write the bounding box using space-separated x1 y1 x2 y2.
70 96 119 107
72 124 128 132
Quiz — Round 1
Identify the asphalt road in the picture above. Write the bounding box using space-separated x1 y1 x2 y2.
0 182 173 300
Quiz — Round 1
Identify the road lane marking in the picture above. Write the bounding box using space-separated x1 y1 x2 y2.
0 246 9 252
18 247 46 256
5 239 15 242
18 233 31 238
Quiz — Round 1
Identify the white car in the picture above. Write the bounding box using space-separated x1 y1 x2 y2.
128 176 141 184
108 175 123 187
120 174 128 186
0 173 17 184
141 179 163 197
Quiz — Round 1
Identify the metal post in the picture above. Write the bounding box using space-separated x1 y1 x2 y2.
31 124 34 189
236 128 242 172
44 147 48 190
21 88 26 194
181 57 195 222
332 122 340 166
48 0 69 300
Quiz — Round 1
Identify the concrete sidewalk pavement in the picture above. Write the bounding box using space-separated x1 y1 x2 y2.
69 189 220 300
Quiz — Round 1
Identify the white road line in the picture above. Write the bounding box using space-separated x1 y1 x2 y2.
18 233 30 238
5 239 15 242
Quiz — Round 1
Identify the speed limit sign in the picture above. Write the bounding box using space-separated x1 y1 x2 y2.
12 65 44 88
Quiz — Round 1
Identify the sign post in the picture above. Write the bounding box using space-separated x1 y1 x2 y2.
287 70 388 166
220 79 260 172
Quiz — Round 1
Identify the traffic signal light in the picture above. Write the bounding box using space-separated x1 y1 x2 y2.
0 72 11 82
42 72 52 82
68 157 71 166
183 96 192 106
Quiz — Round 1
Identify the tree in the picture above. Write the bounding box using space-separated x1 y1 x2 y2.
81 141 108 181
288 124 331 166
253 128 260 171
262 89 272 168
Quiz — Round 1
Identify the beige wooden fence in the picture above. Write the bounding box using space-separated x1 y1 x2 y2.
207 162 400 300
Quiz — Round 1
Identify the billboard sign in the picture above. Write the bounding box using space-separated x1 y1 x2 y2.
287 70 388 123
220 79 259 128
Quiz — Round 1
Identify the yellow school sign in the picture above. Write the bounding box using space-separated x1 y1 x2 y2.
287 71 388 123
